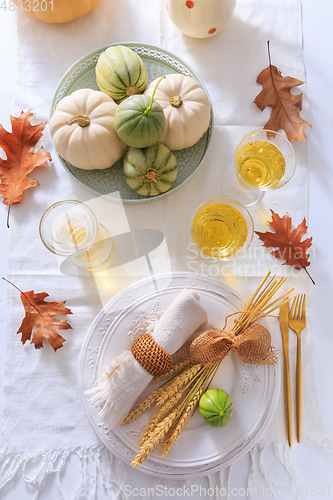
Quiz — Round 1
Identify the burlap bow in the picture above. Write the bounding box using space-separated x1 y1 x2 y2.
185 323 278 366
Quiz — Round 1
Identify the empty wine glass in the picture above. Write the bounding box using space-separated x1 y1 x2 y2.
39 200 112 269
223 129 297 206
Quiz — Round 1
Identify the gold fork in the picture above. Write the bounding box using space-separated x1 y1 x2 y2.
289 294 306 443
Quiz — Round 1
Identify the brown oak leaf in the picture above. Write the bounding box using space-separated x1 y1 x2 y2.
254 42 311 142
4 279 72 351
0 110 51 227
255 210 314 284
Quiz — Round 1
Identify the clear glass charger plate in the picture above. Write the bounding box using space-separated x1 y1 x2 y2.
78 272 280 479
51 43 212 202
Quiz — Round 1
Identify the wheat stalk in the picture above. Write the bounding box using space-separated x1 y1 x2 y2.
136 364 215 460
152 360 188 383
121 363 201 425
139 391 183 447
154 363 202 406
121 391 158 425
160 363 218 458
161 387 203 459
229 271 293 336
131 412 177 469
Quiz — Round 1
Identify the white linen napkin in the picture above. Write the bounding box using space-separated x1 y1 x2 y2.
1 0 331 498
86 288 208 428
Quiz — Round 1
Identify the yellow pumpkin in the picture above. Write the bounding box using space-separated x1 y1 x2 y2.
13 0 102 24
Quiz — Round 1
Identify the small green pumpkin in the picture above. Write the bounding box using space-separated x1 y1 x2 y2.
124 143 177 196
114 77 166 148
199 389 233 428
96 45 148 103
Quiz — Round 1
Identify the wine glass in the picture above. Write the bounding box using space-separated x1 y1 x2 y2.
191 197 254 260
223 130 297 206
39 200 112 269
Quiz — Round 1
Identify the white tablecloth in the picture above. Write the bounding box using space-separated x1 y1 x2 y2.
0 0 332 498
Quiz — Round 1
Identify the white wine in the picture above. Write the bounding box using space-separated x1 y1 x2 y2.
192 203 248 258
68 225 87 245
235 140 286 189
73 224 112 268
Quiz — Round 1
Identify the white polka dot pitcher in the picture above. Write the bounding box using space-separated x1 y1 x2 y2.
166 0 236 38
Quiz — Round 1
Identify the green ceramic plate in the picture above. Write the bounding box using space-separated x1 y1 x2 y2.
51 42 212 202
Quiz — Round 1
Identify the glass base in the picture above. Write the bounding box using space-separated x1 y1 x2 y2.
70 224 112 269
221 165 264 206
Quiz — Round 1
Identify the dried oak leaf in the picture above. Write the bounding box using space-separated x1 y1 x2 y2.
255 210 314 283
9 282 73 351
0 110 51 227
254 46 311 142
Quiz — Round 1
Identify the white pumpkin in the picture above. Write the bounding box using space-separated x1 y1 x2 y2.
49 89 126 170
144 74 211 150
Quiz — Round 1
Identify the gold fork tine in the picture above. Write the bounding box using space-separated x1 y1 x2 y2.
290 295 297 320
297 294 302 320
295 296 299 319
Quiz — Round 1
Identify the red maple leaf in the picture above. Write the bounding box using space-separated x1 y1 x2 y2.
255 210 314 284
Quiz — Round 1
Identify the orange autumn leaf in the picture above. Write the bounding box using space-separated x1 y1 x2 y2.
0 110 51 227
254 42 311 142
255 210 314 284
4 278 72 351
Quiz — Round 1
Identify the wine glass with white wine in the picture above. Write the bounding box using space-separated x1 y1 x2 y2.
191 198 254 260
39 200 112 269
224 129 297 206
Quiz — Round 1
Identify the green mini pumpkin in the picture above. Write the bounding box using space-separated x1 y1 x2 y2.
124 142 177 196
96 45 148 103
114 76 166 148
199 389 233 428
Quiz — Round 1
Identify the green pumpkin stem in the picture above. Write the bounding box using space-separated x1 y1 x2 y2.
170 95 183 108
143 76 166 115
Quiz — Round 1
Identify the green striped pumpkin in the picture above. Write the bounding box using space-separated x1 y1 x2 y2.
114 94 165 148
96 45 148 103
124 143 178 196
199 389 234 428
